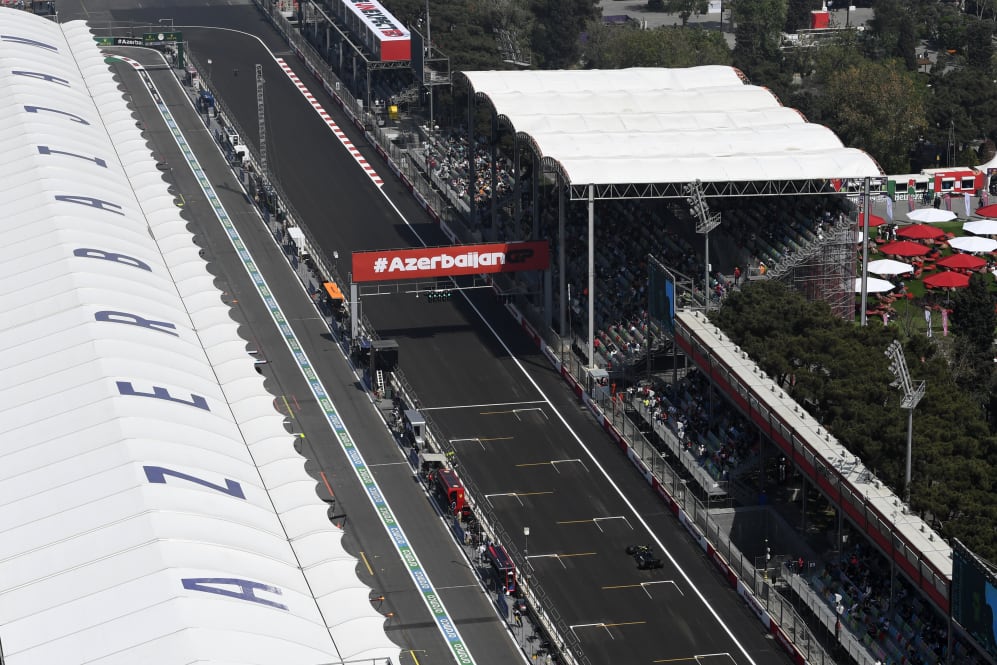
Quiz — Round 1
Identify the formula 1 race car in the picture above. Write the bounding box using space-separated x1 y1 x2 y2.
626 544 663 569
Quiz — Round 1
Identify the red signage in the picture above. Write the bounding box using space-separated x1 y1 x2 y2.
351 241 550 283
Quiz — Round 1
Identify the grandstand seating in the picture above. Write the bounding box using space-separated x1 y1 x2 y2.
629 370 758 484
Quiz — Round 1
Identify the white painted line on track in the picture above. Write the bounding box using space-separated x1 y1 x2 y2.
363 96 762 665
420 400 547 411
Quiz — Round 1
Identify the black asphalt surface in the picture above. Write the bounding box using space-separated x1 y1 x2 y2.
109 47 523 665
79 4 796 664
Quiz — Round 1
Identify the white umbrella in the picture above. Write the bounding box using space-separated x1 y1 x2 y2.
854 277 896 293
908 208 957 223
868 259 914 276
949 236 997 253
963 219 997 236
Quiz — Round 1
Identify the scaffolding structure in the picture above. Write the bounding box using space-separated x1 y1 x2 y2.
779 220 858 320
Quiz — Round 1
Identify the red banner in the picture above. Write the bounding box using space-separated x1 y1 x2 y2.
351 241 550 282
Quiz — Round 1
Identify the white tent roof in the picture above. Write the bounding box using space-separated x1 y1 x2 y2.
0 9 398 664
462 67 883 186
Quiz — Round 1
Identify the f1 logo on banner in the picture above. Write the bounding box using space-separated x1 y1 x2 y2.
351 240 550 282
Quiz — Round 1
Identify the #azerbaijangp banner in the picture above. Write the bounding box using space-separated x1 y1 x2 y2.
352 241 550 282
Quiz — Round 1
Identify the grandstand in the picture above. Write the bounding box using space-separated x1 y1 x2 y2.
672 308 997 664
0 9 398 663
453 67 883 377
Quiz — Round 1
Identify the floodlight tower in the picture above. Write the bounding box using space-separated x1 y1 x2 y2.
684 180 721 309
885 340 926 504
256 64 268 183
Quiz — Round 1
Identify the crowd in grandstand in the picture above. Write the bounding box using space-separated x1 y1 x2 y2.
629 369 758 483
422 131 515 210
794 537 984 665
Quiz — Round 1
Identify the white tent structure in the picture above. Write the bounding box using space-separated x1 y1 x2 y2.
462 67 882 187
0 9 399 664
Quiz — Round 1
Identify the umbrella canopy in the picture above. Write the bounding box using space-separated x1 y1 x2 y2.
948 236 997 253
936 253 987 270
858 212 886 227
923 271 971 289
854 277 896 293
963 219 997 235
867 258 914 276
897 223 945 240
975 203 997 218
880 240 929 257
908 208 957 223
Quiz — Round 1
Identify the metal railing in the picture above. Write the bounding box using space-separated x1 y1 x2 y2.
252 0 470 238
553 342 842 665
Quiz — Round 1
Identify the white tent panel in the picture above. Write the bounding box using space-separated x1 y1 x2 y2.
0 9 399 663
464 66 882 184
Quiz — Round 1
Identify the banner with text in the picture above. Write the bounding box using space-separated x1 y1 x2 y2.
352 241 550 283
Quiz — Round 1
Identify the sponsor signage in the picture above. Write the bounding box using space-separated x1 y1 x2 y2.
338 0 411 61
142 31 182 44
94 36 145 46
352 240 550 283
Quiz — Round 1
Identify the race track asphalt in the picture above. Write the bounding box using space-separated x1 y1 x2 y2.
86 5 795 664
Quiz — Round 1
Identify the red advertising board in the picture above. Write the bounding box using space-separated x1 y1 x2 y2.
352 241 550 282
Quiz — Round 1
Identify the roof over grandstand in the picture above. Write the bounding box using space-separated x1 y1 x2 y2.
461 67 884 200
0 8 397 664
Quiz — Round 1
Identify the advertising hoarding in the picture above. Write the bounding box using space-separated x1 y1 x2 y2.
352 241 550 283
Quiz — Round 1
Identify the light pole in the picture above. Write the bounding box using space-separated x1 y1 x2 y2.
885 340 926 505
206 58 212 87
523 526 530 561
684 180 721 310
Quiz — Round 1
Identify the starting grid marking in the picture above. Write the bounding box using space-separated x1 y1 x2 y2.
275 57 383 187
652 655 736 664
601 579 684 598
111 55 472 665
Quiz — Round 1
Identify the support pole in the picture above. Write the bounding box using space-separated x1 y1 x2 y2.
559 178 566 338
704 232 711 310
587 184 595 370
860 177 871 326
906 406 914 503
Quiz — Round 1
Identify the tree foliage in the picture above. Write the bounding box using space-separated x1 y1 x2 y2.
529 0 601 68
784 0 822 33
585 24 731 69
821 60 927 173
659 0 709 26
711 281 997 560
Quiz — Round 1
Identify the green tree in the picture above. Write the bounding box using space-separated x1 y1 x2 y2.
869 0 918 69
529 0 601 68
660 0 709 26
730 0 791 96
585 24 731 68
784 0 821 33
732 0 787 70
823 60 927 173
712 280 997 560
966 18 996 71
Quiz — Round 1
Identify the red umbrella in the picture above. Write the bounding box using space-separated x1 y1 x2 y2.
897 223 945 240
936 253 986 270
975 203 997 218
858 212 886 227
923 271 971 289
880 240 929 257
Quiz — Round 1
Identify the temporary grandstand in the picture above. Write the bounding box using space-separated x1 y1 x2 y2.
0 9 398 664
457 67 885 360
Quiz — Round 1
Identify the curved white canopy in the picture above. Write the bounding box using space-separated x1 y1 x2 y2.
463 67 882 186
0 9 398 664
